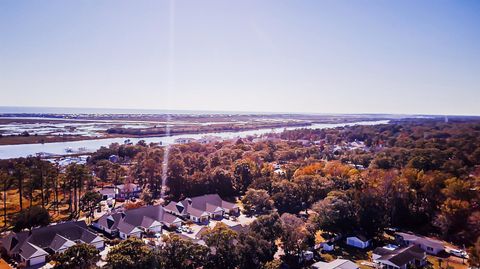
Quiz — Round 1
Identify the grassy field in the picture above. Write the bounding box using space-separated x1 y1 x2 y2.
0 134 99 145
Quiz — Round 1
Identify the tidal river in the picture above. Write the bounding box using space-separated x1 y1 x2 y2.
0 120 389 159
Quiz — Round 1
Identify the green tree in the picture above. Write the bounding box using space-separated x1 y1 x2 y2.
53 243 100 269
106 238 156 269
0 170 13 227
279 213 311 264
241 188 274 215
201 223 238 269
310 191 356 235
210 168 235 197
140 188 154 205
469 236 480 268
233 160 257 194
271 180 303 213
66 164 92 217
12 206 50 232
262 259 284 269
156 234 208 269
249 213 282 241
79 191 102 222
236 231 276 269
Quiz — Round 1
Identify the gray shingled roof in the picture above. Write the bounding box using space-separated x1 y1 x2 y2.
166 194 238 217
2 221 101 260
94 212 124 230
374 245 425 267
312 259 359 269
396 232 445 249
19 242 48 260
117 221 139 234
48 234 76 252
124 205 181 226
94 205 182 235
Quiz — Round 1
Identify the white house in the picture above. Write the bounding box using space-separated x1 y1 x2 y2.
116 183 141 199
174 138 197 144
118 221 143 239
93 205 182 239
98 187 117 200
346 235 371 249
395 232 445 255
164 194 239 224
1 221 104 267
19 243 48 267
321 242 335 252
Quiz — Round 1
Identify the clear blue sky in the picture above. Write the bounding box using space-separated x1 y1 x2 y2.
1 0 479 115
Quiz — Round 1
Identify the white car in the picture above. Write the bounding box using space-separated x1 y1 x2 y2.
449 249 469 259
180 226 192 233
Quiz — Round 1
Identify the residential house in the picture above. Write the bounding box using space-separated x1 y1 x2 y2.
372 245 427 269
271 163 281 170
92 212 125 235
311 259 359 269
108 155 119 163
197 135 221 144
320 241 335 252
116 183 141 199
192 226 209 240
164 194 239 223
92 205 182 239
346 235 371 249
174 138 196 144
273 168 286 175
296 139 311 146
1 221 104 267
177 233 206 246
395 232 445 255
98 186 117 200
300 250 314 262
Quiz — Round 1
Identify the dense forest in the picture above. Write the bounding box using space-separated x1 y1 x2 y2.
1 118 479 268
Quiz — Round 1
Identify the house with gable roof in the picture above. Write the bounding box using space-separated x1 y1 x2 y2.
395 232 445 255
164 194 239 223
311 258 359 269
346 235 371 249
0 221 104 267
372 244 427 269
92 205 182 239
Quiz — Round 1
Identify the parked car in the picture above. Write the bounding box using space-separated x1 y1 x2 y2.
385 227 399 235
181 226 193 233
449 249 469 258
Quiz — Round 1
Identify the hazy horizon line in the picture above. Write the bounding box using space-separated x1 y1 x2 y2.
1 105 479 118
